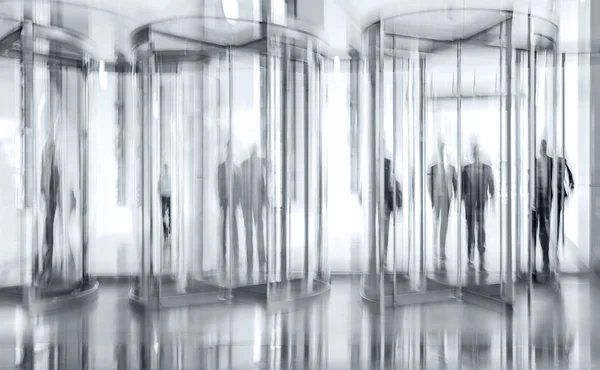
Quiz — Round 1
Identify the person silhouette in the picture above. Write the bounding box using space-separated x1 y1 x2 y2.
382 157 402 272
532 139 553 276
239 144 268 277
555 155 574 247
158 163 172 271
217 141 241 275
39 138 61 287
159 164 171 239
461 143 494 274
428 140 457 263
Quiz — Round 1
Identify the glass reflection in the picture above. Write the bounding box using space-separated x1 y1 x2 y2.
33 55 86 295
131 18 328 306
532 139 552 278
363 4 561 306
0 283 585 370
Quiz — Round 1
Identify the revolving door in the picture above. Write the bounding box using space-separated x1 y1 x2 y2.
361 3 562 308
130 17 330 308
0 16 98 309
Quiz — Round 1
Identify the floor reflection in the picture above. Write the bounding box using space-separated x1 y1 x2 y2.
0 276 596 369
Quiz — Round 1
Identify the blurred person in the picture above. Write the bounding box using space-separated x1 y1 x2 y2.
217 141 241 274
532 139 553 276
62 189 78 282
239 144 268 277
38 137 61 287
159 163 172 270
461 143 494 273
533 293 574 364
159 163 171 240
428 140 457 262
556 155 574 247
382 157 402 271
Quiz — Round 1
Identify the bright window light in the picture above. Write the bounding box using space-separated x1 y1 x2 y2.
333 56 341 83
99 60 108 91
222 0 239 21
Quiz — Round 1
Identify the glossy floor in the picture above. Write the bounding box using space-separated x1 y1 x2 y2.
0 275 596 369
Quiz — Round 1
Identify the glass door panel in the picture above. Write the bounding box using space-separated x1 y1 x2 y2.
0 57 22 289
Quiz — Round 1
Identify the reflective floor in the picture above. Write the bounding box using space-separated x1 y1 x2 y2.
0 275 597 369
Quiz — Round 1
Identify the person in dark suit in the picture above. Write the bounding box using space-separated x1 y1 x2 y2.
217 141 241 273
461 143 494 273
382 157 402 271
556 156 574 246
428 141 457 262
532 139 553 275
239 144 268 276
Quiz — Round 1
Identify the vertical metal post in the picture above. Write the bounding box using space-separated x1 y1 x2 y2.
198 62 204 279
515 51 522 280
349 51 361 194
116 54 127 206
499 22 505 295
527 13 536 293
505 18 514 303
319 57 328 284
456 40 463 297
377 21 386 316
21 20 36 304
151 45 161 307
281 42 290 281
561 53 566 248
227 46 234 296
526 13 537 370
303 56 310 285
80 60 90 284
551 46 559 284
265 37 275 294
392 37 398 297
139 47 152 302
419 58 426 290
175 63 182 280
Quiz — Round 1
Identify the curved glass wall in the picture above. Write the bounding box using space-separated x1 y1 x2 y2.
361 1 561 307
130 17 330 308
0 8 101 307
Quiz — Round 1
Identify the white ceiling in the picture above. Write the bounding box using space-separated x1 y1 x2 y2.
0 0 592 56
338 0 589 53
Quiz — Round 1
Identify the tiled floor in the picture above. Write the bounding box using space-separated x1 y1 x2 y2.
0 275 597 369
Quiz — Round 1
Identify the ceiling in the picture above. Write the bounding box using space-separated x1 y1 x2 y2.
340 0 590 53
0 0 593 57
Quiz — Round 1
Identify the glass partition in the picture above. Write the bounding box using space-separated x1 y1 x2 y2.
361 1 561 308
0 12 99 309
130 17 330 308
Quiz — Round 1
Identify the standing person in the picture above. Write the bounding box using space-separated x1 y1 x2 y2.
556 156 574 246
461 143 494 273
428 141 457 262
532 139 553 276
217 141 241 275
239 144 268 277
65 189 78 282
39 139 61 287
159 164 172 270
382 157 402 271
